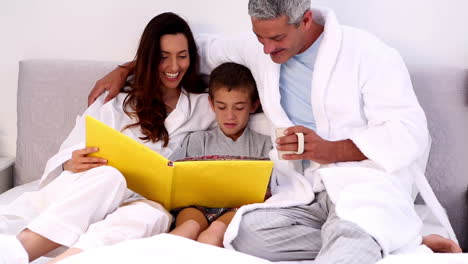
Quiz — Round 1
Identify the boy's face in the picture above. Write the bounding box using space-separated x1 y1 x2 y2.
209 87 259 141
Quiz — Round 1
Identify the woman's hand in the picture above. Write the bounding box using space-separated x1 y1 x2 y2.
88 64 131 106
63 147 107 173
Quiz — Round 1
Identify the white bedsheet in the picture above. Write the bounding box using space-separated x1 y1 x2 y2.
59 234 271 264
56 234 468 264
0 182 51 264
378 253 468 264
1 182 466 264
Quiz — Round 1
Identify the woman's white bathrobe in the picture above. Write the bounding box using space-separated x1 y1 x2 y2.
197 7 457 255
0 89 215 251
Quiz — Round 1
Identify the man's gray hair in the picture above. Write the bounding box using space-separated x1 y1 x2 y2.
248 0 311 25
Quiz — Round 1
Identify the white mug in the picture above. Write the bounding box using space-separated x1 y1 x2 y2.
275 128 305 159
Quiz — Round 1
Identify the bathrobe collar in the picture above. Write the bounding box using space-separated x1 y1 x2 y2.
165 88 190 136
310 7 342 138
260 7 342 139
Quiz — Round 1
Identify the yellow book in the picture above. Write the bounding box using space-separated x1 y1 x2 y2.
85 116 273 210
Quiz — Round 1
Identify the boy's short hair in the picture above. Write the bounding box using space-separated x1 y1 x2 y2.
208 62 260 104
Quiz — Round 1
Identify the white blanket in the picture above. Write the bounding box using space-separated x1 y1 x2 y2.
2 182 463 264
197 6 457 255
55 234 468 264
59 234 272 264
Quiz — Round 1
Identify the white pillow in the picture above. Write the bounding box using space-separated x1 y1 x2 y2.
249 113 273 137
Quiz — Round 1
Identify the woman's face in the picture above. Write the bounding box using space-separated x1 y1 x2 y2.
158 33 190 91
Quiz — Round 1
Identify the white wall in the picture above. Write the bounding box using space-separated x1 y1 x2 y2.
315 0 468 68
0 0 251 157
1 0 467 157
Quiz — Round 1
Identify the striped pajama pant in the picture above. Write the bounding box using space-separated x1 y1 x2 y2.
231 191 383 264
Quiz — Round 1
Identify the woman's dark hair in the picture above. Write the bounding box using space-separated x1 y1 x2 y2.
123 12 203 147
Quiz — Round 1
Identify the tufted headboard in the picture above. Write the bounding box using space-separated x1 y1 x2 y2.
15 60 468 249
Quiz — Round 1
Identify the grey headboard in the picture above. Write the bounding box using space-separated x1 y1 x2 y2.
410 67 468 249
16 60 117 185
15 60 468 249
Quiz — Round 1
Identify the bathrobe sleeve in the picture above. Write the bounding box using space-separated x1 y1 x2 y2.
349 48 429 173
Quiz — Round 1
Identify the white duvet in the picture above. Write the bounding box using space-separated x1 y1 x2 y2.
57 234 468 264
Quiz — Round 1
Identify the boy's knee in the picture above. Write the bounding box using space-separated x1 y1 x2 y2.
183 219 202 231
206 220 227 234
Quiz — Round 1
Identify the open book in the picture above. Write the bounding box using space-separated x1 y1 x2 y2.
85 116 273 210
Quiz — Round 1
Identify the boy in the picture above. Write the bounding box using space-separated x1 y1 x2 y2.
168 62 272 247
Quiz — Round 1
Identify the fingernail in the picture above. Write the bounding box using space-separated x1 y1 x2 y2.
276 139 280 143
94 147 99 151
284 130 288 134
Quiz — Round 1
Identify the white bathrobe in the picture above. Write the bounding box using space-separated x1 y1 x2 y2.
0 89 215 252
197 7 457 255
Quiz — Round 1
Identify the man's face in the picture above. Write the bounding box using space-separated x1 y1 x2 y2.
251 15 308 64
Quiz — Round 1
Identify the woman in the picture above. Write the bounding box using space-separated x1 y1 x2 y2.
0 12 215 264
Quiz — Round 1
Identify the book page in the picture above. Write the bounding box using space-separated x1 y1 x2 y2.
85 115 173 208
171 159 272 209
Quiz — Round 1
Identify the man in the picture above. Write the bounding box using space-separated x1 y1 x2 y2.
88 0 460 263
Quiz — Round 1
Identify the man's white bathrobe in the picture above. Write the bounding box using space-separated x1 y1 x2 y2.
197 7 457 255
0 89 215 252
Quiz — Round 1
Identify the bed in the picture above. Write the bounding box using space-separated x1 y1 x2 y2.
1 60 467 263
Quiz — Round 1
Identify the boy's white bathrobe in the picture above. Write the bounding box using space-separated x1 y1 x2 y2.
197 7 457 255
0 89 215 251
